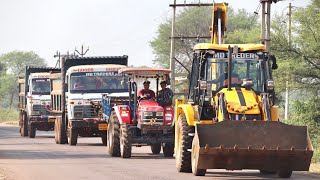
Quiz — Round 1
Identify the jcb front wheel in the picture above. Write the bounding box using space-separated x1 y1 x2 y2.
191 133 206 176
175 113 194 173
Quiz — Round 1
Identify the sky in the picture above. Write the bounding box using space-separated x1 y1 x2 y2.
0 0 310 67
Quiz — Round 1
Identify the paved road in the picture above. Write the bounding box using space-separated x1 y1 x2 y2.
0 124 319 180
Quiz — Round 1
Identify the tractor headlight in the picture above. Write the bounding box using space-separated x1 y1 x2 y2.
156 111 164 116
144 112 153 116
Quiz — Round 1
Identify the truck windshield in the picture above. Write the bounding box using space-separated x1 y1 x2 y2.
31 78 50 95
70 71 128 94
209 58 264 92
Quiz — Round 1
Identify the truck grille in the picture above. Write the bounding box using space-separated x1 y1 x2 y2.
143 113 164 125
32 105 49 115
74 105 98 118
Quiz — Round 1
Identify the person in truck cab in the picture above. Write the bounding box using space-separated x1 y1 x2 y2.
157 81 173 107
138 81 155 100
73 78 85 90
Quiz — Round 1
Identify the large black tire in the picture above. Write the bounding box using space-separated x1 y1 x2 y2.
162 143 174 157
108 111 120 157
68 126 78 146
175 113 194 173
277 170 292 178
101 130 107 146
120 124 132 158
20 112 28 137
151 143 161 154
28 123 36 138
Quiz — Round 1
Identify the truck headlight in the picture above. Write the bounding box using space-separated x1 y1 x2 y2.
156 112 164 116
144 112 153 116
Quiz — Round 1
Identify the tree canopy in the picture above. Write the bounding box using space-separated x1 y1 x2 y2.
0 51 46 108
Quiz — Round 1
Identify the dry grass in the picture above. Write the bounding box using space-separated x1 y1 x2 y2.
310 163 320 174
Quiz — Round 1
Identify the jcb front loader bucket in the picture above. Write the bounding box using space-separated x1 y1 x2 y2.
191 121 313 175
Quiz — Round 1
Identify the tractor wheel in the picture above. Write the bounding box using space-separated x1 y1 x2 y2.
191 134 206 176
101 130 107 146
176 113 194 173
120 124 132 158
20 112 28 137
162 143 174 157
108 111 120 157
277 170 292 178
68 126 78 146
151 143 161 154
28 123 36 138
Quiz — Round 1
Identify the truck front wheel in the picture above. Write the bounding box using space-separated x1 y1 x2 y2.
28 123 36 138
20 112 28 137
68 127 78 146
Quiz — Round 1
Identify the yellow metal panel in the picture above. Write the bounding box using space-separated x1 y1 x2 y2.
194 43 266 52
177 104 196 126
196 120 213 124
271 106 279 121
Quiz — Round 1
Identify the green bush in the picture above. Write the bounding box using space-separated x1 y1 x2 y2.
0 108 19 123
284 97 320 163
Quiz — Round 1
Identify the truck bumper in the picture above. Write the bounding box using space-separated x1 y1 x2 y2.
69 119 108 130
29 116 55 131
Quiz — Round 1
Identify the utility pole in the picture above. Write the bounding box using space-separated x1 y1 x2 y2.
285 2 292 120
169 1 213 94
75 45 89 57
169 0 176 94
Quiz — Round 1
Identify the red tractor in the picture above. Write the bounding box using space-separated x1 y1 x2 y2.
106 68 174 158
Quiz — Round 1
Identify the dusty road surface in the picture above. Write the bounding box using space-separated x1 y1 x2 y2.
0 124 319 180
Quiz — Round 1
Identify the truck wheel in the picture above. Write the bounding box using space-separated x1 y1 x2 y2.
277 170 292 178
20 112 28 137
120 124 132 158
101 130 107 146
162 143 174 157
176 113 194 173
68 127 78 146
151 143 161 154
28 123 36 138
55 117 68 144
108 111 120 157
54 119 59 144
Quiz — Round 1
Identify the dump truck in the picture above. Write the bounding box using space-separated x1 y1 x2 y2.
174 3 313 178
18 66 60 138
50 56 128 146
105 68 175 158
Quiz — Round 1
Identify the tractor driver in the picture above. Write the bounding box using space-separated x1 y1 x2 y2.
138 81 155 100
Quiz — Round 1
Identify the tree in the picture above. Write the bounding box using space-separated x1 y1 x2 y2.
150 6 260 72
0 51 47 108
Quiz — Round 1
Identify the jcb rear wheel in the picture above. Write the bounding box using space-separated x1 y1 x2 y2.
108 111 120 157
277 170 292 178
151 143 161 154
176 113 194 173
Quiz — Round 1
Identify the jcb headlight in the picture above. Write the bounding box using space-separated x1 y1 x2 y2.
156 112 164 116
144 112 153 116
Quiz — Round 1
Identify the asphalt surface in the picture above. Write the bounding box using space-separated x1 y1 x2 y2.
0 124 319 180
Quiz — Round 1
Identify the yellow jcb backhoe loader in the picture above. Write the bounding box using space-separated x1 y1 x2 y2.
174 3 313 178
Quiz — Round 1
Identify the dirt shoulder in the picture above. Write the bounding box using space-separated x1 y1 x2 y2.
310 163 320 174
